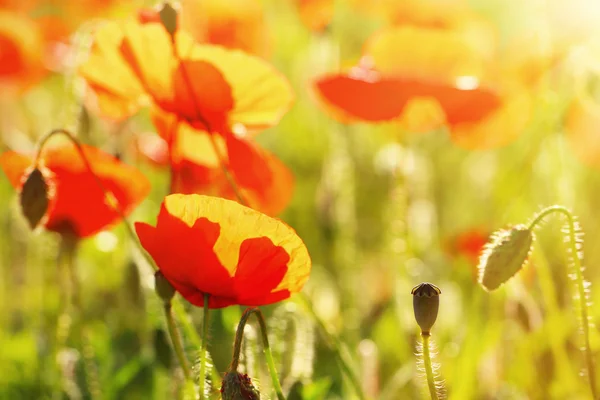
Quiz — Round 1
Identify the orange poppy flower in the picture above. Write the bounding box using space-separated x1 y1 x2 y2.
295 0 334 33
0 143 151 238
152 110 294 216
315 59 500 126
0 10 45 88
79 19 293 131
180 0 266 55
135 194 311 308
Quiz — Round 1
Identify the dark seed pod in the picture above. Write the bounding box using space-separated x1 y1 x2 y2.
19 167 51 229
159 2 178 37
154 271 176 303
220 372 260 400
411 283 441 335
478 225 534 291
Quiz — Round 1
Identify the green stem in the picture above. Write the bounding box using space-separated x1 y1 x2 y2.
421 334 438 400
199 293 210 399
35 129 224 390
164 301 192 380
230 308 285 400
528 205 597 399
298 294 367 400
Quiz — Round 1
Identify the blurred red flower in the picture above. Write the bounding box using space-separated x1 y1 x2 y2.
79 17 295 214
0 143 150 238
135 194 311 308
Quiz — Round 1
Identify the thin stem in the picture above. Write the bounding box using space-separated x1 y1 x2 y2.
230 307 285 400
172 43 250 207
199 293 210 399
528 205 597 399
164 301 192 380
298 294 367 400
35 129 224 391
421 334 438 400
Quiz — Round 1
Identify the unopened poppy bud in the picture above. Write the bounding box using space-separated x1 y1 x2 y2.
20 167 51 229
154 271 176 302
220 372 260 400
411 282 441 335
159 2 178 37
478 225 534 291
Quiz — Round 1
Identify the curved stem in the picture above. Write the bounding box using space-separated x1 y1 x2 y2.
36 129 223 391
230 307 285 400
298 294 367 400
199 293 210 399
528 205 597 399
421 334 438 400
164 301 192 380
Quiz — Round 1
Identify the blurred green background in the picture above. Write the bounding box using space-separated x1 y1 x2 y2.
3 0 600 399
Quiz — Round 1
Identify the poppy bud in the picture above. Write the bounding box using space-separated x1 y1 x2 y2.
159 2 178 37
478 225 534 291
154 271 176 302
411 282 441 335
19 167 51 229
220 372 260 400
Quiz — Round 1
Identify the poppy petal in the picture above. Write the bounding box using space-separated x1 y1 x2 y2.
78 21 146 120
167 60 234 132
1 144 151 238
188 45 294 132
164 194 311 296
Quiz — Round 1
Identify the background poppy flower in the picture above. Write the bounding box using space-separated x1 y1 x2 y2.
152 110 294 215
135 194 311 308
0 143 151 238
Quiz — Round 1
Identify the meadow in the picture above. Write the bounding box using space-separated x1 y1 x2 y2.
2 0 600 399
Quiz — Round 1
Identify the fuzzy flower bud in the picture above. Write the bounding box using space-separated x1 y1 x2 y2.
19 167 52 229
478 225 534 291
154 271 176 302
411 282 441 335
159 2 178 37
220 372 260 400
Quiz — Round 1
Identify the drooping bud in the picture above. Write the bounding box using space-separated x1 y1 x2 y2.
478 225 534 291
411 282 441 335
159 2 178 37
154 271 176 302
19 167 52 229
220 372 260 400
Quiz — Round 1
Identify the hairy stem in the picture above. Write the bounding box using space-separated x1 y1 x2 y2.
199 293 210 399
528 205 597 399
230 307 285 400
164 301 192 380
421 334 438 400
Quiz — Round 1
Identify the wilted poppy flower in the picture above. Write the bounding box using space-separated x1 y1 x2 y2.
152 110 294 215
135 194 311 308
0 143 151 238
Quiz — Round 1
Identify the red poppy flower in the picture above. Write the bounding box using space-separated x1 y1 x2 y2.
79 19 293 131
0 143 151 238
152 110 294 216
315 60 500 125
135 194 311 308
446 229 489 266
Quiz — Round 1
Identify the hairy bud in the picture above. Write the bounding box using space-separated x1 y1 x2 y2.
20 167 52 229
220 372 260 400
478 225 534 291
154 271 176 302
